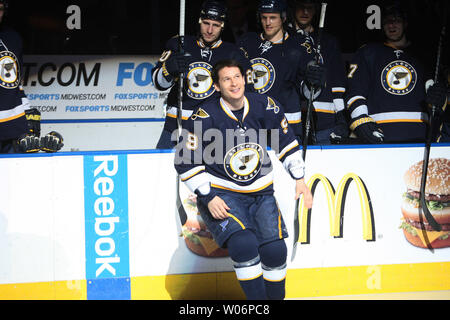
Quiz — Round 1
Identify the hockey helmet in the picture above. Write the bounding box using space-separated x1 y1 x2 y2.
200 0 227 23
258 0 288 16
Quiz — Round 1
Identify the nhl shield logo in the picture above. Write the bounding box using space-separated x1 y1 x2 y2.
224 143 264 182
251 57 276 94
186 61 215 100
380 60 417 95
0 51 20 89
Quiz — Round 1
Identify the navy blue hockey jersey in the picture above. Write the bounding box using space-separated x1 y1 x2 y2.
295 30 347 131
346 42 428 143
152 35 253 133
174 92 305 197
237 32 314 137
0 27 30 141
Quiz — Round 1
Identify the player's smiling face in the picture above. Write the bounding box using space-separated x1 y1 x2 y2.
214 66 245 109
199 18 223 44
260 13 284 41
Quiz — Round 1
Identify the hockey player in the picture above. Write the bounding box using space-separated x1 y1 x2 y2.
0 0 63 153
287 0 349 144
345 4 447 143
174 59 313 300
237 0 326 141
152 0 253 149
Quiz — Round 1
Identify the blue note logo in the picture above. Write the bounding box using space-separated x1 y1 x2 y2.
0 50 20 89
186 62 215 99
251 58 275 94
381 60 417 95
224 143 264 182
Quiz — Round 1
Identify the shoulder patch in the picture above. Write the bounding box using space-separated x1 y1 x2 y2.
190 107 210 120
266 96 280 114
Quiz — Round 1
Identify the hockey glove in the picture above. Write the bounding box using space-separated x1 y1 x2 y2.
16 134 40 153
329 110 350 142
40 131 64 152
163 51 191 78
426 82 447 114
350 116 384 144
305 61 327 88
25 108 41 137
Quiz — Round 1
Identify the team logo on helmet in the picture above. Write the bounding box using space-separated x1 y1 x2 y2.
224 143 264 182
380 60 417 95
251 57 276 94
0 50 19 89
186 61 215 99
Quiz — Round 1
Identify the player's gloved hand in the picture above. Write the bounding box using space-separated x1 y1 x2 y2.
426 82 447 114
40 131 64 152
163 51 191 78
329 110 349 142
16 134 40 153
350 115 384 144
25 108 41 137
305 60 327 88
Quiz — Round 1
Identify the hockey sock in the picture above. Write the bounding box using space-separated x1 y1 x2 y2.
259 239 287 300
226 230 267 300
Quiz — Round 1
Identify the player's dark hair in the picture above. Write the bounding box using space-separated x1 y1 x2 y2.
212 59 245 84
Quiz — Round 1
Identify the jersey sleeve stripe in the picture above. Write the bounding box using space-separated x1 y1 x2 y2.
180 166 206 181
332 87 346 93
182 171 210 193
0 103 27 122
166 107 193 120
350 105 369 119
277 140 299 161
284 111 302 124
210 174 274 193
313 101 336 112
347 95 366 108
370 111 429 123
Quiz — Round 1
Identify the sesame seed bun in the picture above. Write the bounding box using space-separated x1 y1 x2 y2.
403 158 450 195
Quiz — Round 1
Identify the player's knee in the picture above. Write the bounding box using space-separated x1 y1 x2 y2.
226 229 259 262
259 239 287 281
226 230 263 281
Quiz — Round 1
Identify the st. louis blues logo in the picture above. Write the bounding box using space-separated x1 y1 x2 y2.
251 57 275 94
224 143 264 182
0 50 20 89
380 60 417 95
266 96 280 114
186 61 215 100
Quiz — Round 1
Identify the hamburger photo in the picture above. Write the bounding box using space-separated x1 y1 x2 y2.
400 158 450 249
181 194 228 257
